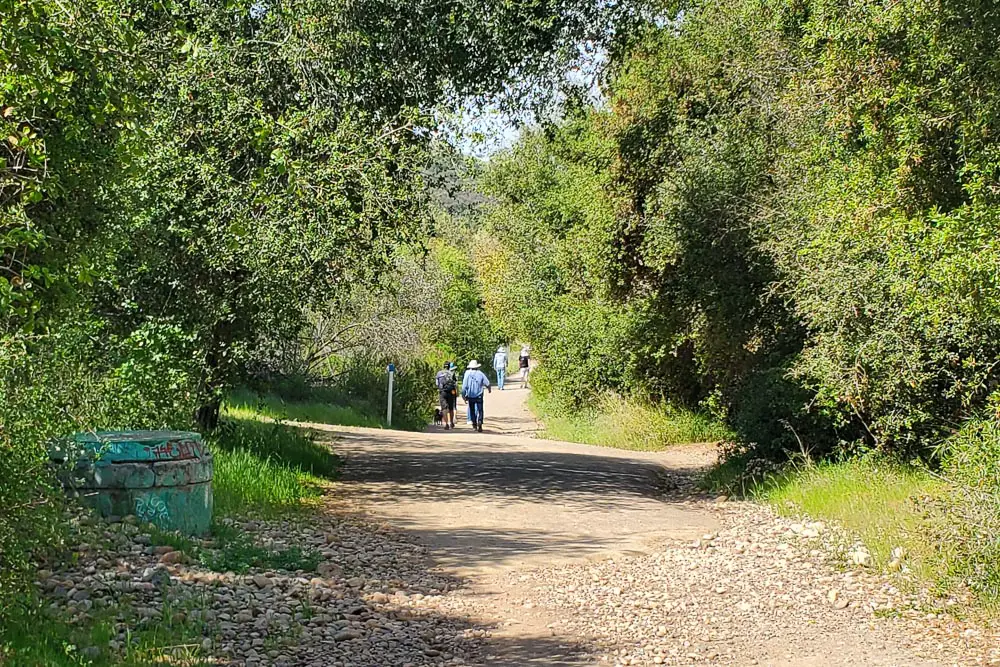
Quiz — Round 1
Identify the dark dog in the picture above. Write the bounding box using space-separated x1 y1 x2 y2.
433 407 443 426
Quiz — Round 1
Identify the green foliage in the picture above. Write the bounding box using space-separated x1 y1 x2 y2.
430 238 505 368
478 0 1000 467
0 326 197 625
1 0 142 332
940 406 1000 603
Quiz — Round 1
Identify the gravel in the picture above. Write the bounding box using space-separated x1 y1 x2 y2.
41 507 491 666
422 500 997 666
37 495 997 666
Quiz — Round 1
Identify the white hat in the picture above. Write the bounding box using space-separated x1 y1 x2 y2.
468 360 481 369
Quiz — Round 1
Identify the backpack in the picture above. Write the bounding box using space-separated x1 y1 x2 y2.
438 371 456 392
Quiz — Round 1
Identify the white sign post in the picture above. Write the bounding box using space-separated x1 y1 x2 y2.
386 363 396 426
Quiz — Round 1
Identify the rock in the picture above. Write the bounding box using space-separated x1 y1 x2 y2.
714 495 729 504
347 577 365 588
848 546 871 567
153 545 176 556
158 550 185 565
317 562 343 578
253 574 274 589
834 598 850 610
334 629 362 642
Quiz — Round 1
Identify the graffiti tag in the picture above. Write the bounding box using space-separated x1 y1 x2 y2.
143 439 203 461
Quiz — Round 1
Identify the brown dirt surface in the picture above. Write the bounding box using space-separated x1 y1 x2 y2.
297 379 996 666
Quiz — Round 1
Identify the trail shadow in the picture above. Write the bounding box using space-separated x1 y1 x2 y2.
383 524 623 570
335 441 688 509
427 414 538 435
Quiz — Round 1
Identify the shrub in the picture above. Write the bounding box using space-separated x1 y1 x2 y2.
940 409 1000 603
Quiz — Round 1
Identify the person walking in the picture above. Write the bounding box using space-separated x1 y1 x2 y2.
492 345 508 390
518 345 531 388
461 360 491 432
435 361 458 429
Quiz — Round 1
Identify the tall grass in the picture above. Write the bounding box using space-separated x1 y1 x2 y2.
208 419 338 517
225 388 383 428
530 392 733 451
763 460 949 582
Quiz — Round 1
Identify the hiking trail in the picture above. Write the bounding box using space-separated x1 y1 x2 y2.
286 378 991 666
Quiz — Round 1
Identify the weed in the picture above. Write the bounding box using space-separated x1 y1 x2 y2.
147 525 197 554
199 531 320 574
210 417 339 478
207 418 336 518
757 459 970 598
0 597 212 666
212 448 324 517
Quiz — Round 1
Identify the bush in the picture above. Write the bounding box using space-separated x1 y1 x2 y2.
941 409 1000 604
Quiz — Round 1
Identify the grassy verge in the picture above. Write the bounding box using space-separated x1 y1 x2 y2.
530 392 733 451
209 417 340 517
762 461 950 582
709 456 1000 616
225 388 383 428
2 600 211 666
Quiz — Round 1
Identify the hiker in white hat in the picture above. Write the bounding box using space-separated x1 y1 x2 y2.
492 345 509 390
461 359 492 432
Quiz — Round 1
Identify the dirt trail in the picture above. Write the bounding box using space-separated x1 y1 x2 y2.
307 379 990 666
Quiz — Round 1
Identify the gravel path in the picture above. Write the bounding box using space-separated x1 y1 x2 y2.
318 382 995 666
41 382 996 665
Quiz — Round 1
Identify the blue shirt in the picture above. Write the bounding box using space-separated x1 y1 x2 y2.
461 369 491 398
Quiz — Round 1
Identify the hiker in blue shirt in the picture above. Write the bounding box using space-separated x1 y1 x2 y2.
461 360 491 432
492 346 508 390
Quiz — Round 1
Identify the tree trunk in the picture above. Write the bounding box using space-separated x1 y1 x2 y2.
195 398 221 432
